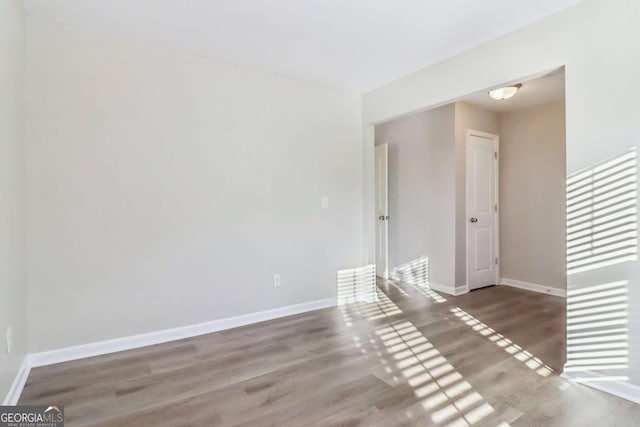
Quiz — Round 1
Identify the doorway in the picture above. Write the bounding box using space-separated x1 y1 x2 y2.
466 130 500 290
370 68 565 297
374 143 389 279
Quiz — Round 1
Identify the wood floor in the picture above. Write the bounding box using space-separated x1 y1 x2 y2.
20 280 640 426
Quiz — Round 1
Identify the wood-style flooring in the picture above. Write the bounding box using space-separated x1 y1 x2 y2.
19 280 640 426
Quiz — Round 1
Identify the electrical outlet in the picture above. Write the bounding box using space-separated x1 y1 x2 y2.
273 274 281 288
6 326 13 354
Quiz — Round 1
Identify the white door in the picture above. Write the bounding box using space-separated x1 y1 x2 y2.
375 144 389 279
466 131 499 290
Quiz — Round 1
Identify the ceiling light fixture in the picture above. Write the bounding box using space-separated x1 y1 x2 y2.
488 84 522 100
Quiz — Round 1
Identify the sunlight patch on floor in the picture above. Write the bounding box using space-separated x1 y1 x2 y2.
450 307 553 377
339 290 403 325
374 319 506 426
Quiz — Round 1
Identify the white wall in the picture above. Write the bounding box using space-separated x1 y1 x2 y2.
363 0 640 388
453 102 499 288
499 101 566 289
374 105 455 287
0 0 26 401
25 18 362 352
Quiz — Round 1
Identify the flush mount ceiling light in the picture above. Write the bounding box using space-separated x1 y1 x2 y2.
488 84 522 100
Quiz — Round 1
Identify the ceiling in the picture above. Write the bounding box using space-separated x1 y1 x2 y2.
462 69 565 113
23 0 583 91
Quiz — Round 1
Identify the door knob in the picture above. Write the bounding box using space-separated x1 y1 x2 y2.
470 217 478 223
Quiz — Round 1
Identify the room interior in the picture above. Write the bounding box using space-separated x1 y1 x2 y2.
2 0 640 425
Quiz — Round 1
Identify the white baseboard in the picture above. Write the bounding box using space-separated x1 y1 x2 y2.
2 357 31 405
500 278 566 298
562 370 640 404
429 282 468 296
28 297 337 368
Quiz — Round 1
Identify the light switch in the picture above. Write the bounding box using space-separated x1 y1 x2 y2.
321 196 329 209
6 326 12 354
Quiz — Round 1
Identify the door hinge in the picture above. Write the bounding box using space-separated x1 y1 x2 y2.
495 257 499 265
494 152 498 159
494 204 498 212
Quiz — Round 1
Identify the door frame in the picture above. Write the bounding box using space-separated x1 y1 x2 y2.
375 143 389 279
465 129 500 291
